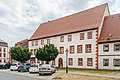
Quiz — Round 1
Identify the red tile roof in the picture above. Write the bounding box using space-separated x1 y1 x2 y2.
29 3 108 40
99 13 120 43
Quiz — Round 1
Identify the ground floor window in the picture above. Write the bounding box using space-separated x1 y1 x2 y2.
103 59 109 66
52 60 55 65
69 58 73 66
113 59 120 67
78 58 83 66
87 58 92 66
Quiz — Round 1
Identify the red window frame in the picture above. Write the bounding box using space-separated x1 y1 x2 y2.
0 53 2 57
85 44 92 53
78 58 83 66
87 58 93 66
70 46 74 54
60 47 64 54
77 45 82 53
87 31 92 39
47 39 50 44
4 59 6 62
69 58 73 66
80 33 84 40
60 36 64 42
68 35 72 42
41 39 44 45
34 49 36 55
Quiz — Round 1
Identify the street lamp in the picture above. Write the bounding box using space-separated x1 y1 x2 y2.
65 48 68 73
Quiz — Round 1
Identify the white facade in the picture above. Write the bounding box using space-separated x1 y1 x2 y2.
98 42 120 70
29 29 98 69
0 46 9 63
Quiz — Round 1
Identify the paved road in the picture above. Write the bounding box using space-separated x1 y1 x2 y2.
0 71 46 80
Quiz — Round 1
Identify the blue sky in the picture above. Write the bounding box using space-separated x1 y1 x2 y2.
0 0 120 46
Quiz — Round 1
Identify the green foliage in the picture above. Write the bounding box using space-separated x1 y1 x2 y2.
10 46 32 62
36 44 59 61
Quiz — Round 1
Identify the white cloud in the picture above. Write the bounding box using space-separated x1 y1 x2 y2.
0 0 120 46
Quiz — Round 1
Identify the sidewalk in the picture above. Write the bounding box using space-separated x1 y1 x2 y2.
59 71 120 79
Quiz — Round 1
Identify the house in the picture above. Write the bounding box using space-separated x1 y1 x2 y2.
98 13 120 70
15 39 28 48
28 3 111 69
0 39 9 63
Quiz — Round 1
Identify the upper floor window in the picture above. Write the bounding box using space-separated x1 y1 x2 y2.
87 31 92 39
85 44 92 53
103 59 109 66
34 49 36 55
87 58 92 66
0 53 2 57
80 33 84 40
69 58 73 66
70 46 74 54
41 39 44 45
32 41 34 46
77 45 82 53
68 35 72 42
3 48 6 52
60 47 64 54
114 43 120 51
103 44 109 52
60 36 64 42
4 53 6 57
47 39 50 44
78 58 83 66
113 59 120 67
0 48 1 52
35 40 38 46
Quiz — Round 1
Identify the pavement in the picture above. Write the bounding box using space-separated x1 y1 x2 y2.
0 69 57 80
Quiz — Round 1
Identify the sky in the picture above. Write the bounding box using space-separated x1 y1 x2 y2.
0 0 120 46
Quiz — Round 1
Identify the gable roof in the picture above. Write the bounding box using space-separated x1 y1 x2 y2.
29 3 108 40
99 13 120 43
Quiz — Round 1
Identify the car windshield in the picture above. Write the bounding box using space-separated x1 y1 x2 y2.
41 65 49 68
30 65 38 67
11 64 16 66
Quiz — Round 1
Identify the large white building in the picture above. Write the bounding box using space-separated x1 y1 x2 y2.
0 39 9 63
28 3 120 70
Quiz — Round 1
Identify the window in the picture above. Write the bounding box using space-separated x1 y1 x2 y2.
85 44 92 53
78 58 83 66
77 45 82 53
69 58 73 66
103 59 109 66
87 58 92 66
60 47 64 54
0 48 1 52
68 35 72 42
114 44 120 51
87 31 92 39
4 59 6 62
113 59 120 67
32 41 34 46
4 53 5 57
34 49 36 55
103 44 109 52
52 60 55 65
41 39 44 45
35 40 38 46
70 46 74 53
41 61 44 64
0 60 1 62
60 36 64 42
3 48 6 52
80 33 84 40
0 53 1 57
47 39 50 44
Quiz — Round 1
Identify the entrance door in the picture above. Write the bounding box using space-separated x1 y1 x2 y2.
58 58 63 68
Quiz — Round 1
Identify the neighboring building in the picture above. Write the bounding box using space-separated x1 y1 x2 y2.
15 39 28 48
0 39 9 63
28 3 110 69
98 14 120 70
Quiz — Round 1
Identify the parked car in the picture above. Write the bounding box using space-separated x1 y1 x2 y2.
29 64 41 73
0 62 11 69
18 63 30 72
10 62 20 71
39 64 56 75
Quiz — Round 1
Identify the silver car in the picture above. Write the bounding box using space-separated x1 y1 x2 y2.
39 64 56 75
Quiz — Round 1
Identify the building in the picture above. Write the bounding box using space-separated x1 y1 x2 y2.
98 14 120 70
0 39 9 63
15 39 28 48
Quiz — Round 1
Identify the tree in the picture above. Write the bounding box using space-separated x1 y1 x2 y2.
10 46 32 62
36 44 59 62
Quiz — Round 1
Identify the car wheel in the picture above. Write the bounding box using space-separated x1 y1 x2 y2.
39 73 41 76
